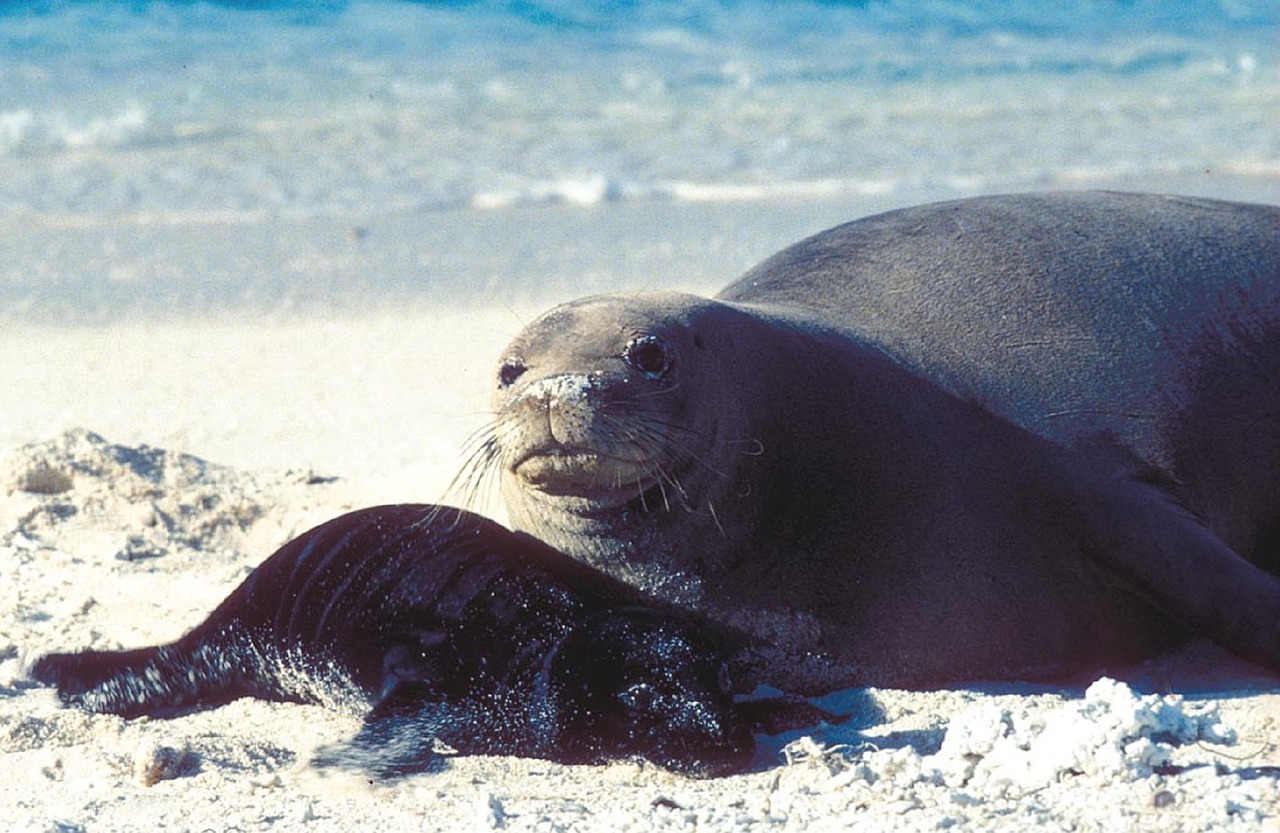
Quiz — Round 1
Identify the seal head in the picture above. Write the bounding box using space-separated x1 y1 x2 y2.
543 609 754 776
491 292 776 607
495 294 701 505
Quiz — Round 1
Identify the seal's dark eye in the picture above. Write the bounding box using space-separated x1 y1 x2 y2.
498 359 527 387
624 337 672 379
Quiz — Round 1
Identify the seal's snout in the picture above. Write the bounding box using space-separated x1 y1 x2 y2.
513 372 602 447
544 612 758 776
494 365 670 501
501 372 624 491
623 683 756 778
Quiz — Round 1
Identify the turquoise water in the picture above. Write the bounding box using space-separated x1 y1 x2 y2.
1 1 1275 222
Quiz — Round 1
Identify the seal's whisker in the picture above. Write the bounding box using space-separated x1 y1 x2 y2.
644 470 670 513
609 412 757 475
635 457 694 517
441 423 504 518
625 383 684 402
728 438 765 456
591 413 739 504
705 501 727 539
627 421 739 485
450 437 493 495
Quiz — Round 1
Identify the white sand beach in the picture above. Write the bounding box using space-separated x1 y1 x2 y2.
3 179 1280 831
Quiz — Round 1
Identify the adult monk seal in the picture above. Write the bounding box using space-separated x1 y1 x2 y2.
30 504 831 777
481 190 1280 693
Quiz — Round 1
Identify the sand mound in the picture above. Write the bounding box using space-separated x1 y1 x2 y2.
1 429 350 660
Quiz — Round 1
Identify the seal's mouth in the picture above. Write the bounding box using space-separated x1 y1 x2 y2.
513 447 657 497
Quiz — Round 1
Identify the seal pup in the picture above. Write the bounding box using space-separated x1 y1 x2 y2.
482 191 1280 692
31 504 833 777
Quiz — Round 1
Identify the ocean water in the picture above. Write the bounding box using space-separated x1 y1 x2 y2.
0 0 1275 223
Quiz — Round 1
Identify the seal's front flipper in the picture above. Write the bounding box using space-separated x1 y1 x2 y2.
1080 472 1280 671
735 698 850 736
313 681 454 777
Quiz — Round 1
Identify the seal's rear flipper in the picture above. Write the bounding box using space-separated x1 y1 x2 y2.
30 648 155 697
1081 472 1280 671
28 631 260 718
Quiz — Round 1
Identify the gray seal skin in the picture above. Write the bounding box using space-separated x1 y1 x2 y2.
30 504 832 777
487 191 1280 693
